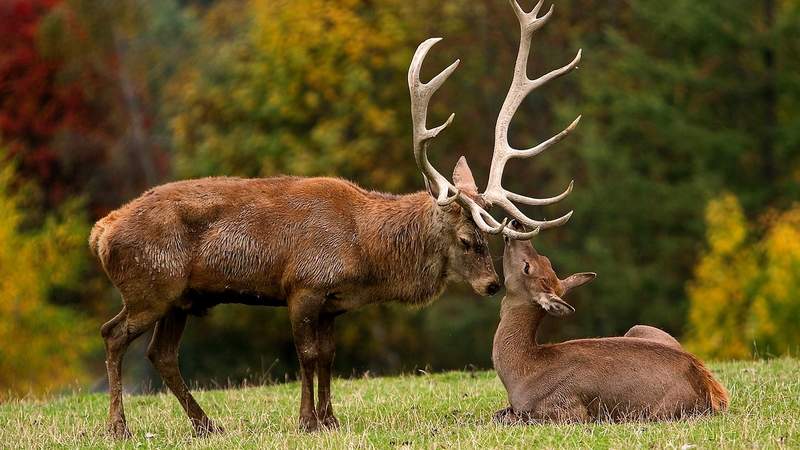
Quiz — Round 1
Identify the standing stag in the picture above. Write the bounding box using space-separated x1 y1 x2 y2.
90 0 581 438
492 221 729 423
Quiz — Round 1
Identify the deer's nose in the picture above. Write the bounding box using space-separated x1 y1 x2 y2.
486 282 501 296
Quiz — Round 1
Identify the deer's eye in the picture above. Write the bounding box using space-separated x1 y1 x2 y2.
523 261 531 275
459 238 471 250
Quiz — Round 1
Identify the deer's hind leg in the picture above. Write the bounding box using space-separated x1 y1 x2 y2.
147 308 222 436
316 313 338 429
101 303 163 439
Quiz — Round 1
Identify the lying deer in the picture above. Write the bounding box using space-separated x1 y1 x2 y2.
492 223 729 423
90 0 584 438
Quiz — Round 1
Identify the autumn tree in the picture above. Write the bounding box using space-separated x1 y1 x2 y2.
542 0 800 339
0 152 95 398
1 0 195 212
0 0 90 206
687 194 800 359
169 0 421 191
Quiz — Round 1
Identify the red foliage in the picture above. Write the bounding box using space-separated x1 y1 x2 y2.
0 0 96 202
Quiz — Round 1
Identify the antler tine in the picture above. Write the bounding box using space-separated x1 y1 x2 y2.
408 38 461 205
465 202 540 239
506 180 573 206
512 115 581 159
479 0 582 239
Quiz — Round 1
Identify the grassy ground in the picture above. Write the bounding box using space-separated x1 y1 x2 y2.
1 359 798 449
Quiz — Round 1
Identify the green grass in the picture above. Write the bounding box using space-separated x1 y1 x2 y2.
1 359 798 449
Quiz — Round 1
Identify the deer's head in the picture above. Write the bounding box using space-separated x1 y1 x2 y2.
503 221 595 316
407 0 584 298
440 157 500 296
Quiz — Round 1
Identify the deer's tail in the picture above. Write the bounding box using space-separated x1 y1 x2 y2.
89 211 118 265
690 356 729 413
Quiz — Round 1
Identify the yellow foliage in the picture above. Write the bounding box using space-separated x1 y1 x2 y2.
0 158 96 399
169 0 415 191
757 207 800 353
687 193 800 359
686 194 757 359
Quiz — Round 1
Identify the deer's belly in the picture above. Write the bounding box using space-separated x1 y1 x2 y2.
319 284 395 314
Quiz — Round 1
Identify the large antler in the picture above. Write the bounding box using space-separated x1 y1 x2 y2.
409 39 518 238
408 0 580 240
408 38 461 207
482 0 581 232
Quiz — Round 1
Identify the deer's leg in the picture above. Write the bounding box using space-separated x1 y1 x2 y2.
316 313 338 429
532 398 591 424
101 306 159 439
147 309 222 436
288 290 323 432
493 406 525 425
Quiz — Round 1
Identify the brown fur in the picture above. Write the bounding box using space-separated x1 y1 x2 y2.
92 174 500 437
623 324 683 350
492 234 728 424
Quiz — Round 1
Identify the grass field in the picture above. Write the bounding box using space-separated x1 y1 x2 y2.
1 358 798 449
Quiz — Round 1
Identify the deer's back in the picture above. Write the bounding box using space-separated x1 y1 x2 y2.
623 325 682 349
92 176 383 298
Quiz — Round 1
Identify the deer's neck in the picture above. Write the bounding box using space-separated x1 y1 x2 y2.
492 294 547 380
359 191 452 305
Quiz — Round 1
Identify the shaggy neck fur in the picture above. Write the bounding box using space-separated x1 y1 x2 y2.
358 191 454 305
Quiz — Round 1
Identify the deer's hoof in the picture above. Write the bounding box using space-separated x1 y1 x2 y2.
320 414 340 430
299 415 319 432
493 407 522 426
108 420 132 439
194 419 225 437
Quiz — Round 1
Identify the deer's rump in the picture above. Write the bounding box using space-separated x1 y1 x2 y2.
89 176 378 311
535 338 728 420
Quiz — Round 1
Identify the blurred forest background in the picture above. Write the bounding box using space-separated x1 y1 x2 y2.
1 0 800 398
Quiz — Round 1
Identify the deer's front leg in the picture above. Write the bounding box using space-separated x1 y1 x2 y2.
316 314 338 429
289 290 322 432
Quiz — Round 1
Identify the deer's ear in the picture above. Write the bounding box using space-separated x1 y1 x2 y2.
453 156 478 195
561 272 596 294
537 293 575 317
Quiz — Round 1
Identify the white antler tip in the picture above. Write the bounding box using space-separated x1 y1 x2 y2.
509 0 525 18
532 0 545 15
567 180 575 192
519 226 541 240
429 113 455 139
571 50 583 68
427 58 460 93
488 217 511 235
